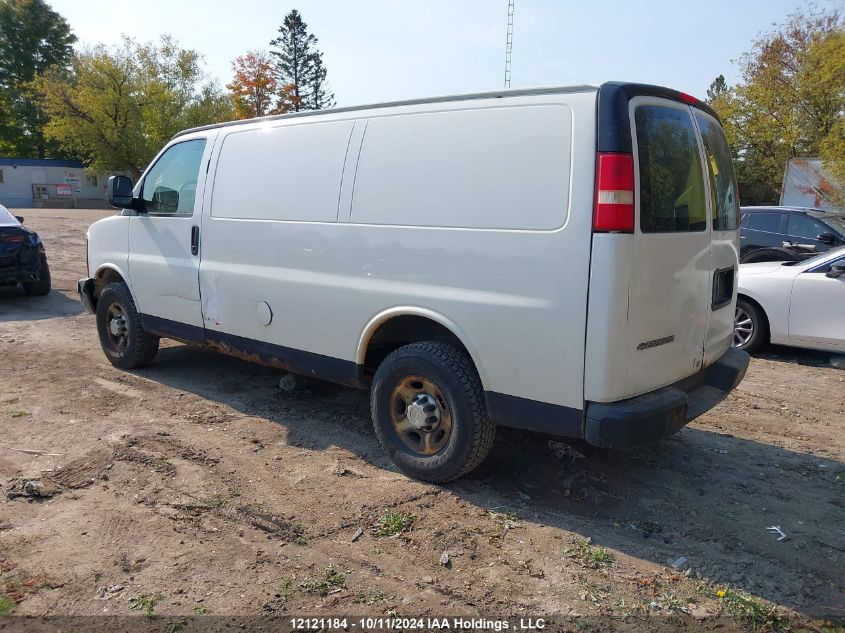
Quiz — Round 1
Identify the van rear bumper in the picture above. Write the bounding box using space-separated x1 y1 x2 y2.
584 347 750 448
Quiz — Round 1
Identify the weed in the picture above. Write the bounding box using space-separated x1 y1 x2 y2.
488 510 520 546
9 411 28 418
715 587 788 630
206 494 227 508
373 512 414 537
0 595 13 616
571 538 615 569
357 589 389 605
192 603 208 615
300 566 346 597
278 579 295 600
167 621 185 633
129 592 162 617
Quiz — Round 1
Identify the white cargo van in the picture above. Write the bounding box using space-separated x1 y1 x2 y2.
80 82 750 482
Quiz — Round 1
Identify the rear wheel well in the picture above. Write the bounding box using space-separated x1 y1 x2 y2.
363 316 474 377
94 268 126 297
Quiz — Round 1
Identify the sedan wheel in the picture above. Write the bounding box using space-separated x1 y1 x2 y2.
732 298 767 353
733 306 754 348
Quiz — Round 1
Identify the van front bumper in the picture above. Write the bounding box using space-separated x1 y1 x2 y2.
584 346 750 448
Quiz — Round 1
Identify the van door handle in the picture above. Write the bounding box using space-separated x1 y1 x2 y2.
191 225 199 256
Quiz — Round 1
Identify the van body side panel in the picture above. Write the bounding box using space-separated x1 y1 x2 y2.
199 92 597 422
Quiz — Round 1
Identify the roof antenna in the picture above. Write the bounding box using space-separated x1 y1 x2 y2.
504 0 514 88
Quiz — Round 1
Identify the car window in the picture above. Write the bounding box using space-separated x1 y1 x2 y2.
0 206 19 225
786 214 824 240
635 105 707 233
821 215 845 235
793 246 845 270
694 112 739 231
141 139 207 216
746 212 781 232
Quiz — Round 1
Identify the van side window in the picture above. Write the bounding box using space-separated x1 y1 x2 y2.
694 112 739 231
635 105 707 233
141 139 207 216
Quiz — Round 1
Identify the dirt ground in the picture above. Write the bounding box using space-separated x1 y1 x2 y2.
0 208 843 630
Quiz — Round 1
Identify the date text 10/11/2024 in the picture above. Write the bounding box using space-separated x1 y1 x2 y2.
290 617 547 631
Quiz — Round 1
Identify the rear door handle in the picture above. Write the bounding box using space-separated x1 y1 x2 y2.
191 225 199 256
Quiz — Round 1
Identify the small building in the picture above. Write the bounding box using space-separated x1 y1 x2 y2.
0 157 108 208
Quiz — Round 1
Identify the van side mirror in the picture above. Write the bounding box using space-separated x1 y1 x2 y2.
14 215 24 224
108 175 135 209
817 232 836 245
826 264 845 279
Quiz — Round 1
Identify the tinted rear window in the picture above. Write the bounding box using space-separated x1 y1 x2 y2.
747 212 781 232
694 112 739 231
635 105 707 233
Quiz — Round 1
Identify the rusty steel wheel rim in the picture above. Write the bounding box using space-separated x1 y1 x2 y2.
389 375 453 456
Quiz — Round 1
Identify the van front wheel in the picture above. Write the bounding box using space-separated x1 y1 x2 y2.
371 342 495 483
96 282 159 369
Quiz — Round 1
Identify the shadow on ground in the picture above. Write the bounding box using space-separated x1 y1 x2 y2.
0 288 83 322
133 343 844 620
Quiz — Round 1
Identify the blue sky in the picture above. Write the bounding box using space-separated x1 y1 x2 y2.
50 0 830 106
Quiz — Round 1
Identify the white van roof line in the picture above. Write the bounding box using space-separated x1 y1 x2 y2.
173 84 599 139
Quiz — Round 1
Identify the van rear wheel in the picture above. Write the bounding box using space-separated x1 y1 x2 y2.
371 342 495 483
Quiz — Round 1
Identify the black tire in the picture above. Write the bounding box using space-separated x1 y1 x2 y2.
96 282 159 369
740 247 800 264
733 297 768 353
371 342 495 483
23 254 51 296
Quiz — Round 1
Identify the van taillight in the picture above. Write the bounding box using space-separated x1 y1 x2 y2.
0 234 24 243
593 152 634 233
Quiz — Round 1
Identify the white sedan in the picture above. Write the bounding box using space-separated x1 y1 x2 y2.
734 246 845 353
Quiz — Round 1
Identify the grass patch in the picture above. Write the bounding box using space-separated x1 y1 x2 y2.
278 579 295 600
0 595 14 616
373 512 414 537
571 537 615 569
356 589 389 605
192 603 208 615
715 587 788 630
129 592 162 617
9 411 28 418
300 566 346 597
166 621 185 633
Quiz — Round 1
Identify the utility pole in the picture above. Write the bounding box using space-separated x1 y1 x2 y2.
504 0 514 88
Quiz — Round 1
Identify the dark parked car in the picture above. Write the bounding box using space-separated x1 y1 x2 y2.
0 204 51 295
740 206 845 263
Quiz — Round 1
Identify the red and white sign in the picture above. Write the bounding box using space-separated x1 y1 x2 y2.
55 184 72 196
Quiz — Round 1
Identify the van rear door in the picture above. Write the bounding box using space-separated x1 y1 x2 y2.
624 96 712 394
693 110 740 365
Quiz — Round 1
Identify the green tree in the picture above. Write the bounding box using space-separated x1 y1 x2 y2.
35 36 232 179
269 9 333 111
708 7 844 205
706 75 728 102
306 51 334 110
0 0 76 158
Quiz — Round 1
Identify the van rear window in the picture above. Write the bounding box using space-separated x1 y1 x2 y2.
694 111 739 231
635 105 707 233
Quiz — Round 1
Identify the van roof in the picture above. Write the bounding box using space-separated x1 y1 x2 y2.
174 81 721 142
173 84 599 139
